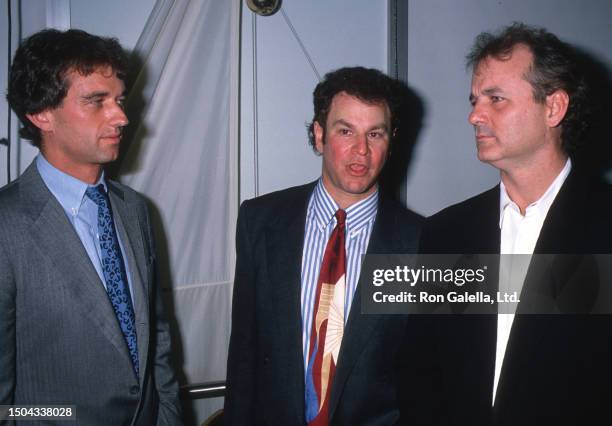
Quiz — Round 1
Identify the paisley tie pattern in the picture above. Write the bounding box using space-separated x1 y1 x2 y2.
86 185 139 378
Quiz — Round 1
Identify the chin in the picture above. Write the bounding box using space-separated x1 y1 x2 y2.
98 152 119 164
343 181 376 196
476 148 500 164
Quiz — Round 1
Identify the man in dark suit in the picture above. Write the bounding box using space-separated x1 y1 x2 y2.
0 29 182 425
412 23 612 425
225 67 422 425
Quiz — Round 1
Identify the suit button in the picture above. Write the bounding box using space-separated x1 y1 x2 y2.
129 385 139 395
263 356 270 365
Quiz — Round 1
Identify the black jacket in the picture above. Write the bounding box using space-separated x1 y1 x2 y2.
225 182 422 425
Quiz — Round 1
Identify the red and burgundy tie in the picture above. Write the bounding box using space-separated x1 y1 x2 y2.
305 209 347 426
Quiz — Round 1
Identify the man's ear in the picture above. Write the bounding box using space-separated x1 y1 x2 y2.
314 121 324 154
26 110 54 132
545 89 569 128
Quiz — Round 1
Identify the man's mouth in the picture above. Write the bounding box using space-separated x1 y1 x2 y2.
348 163 368 176
475 126 495 141
101 134 122 143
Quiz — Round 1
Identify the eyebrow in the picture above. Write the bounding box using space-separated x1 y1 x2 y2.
82 91 126 100
331 119 389 132
482 87 503 96
82 91 108 99
469 86 504 102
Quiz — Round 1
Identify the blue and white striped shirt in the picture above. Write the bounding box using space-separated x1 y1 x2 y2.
300 180 378 369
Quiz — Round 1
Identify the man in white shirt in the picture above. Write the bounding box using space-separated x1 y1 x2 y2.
412 23 612 426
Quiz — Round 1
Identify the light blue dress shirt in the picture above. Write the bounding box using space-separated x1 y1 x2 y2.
36 154 136 305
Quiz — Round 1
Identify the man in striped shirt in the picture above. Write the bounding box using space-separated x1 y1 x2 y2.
225 67 422 425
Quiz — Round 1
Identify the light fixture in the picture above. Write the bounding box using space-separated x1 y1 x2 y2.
246 0 282 16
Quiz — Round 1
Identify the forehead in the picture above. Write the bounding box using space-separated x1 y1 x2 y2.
472 44 534 86
327 91 390 123
64 66 125 95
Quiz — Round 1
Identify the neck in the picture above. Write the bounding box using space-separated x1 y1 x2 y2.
321 179 377 210
40 151 103 185
500 151 568 214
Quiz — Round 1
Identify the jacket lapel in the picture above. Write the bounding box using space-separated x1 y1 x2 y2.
448 187 499 406
21 165 134 368
108 183 151 385
328 197 412 420
264 184 314 418
473 186 501 254
498 170 586 404
533 169 584 254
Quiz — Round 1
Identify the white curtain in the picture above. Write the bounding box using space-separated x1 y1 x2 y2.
118 0 240 422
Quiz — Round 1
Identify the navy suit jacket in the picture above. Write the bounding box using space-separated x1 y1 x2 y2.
225 182 422 425
408 169 612 426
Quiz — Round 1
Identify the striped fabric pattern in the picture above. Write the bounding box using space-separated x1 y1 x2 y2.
300 180 378 370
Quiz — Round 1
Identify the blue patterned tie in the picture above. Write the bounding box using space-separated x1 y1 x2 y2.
86 184 139 377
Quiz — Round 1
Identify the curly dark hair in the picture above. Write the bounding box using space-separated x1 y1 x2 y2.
6 29 128 147
466 22 589 154
307 67 401 153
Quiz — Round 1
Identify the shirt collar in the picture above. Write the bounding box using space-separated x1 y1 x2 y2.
36 154 107 215
499 157 572 228
309 178 379 235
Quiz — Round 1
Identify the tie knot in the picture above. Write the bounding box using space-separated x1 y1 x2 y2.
335 209 346 226
85 184 108 207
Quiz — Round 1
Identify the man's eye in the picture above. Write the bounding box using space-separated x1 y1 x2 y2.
368 132 382 139
491 96 504 103
117 98 126 109
339 128 351 136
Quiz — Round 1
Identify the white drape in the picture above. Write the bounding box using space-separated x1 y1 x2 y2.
118 0 240 422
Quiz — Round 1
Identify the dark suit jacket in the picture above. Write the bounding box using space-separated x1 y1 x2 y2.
410 169 612 426
224 182 422 426
0 162 182 425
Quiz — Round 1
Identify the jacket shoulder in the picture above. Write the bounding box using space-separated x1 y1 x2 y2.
426 186 498 229
239 182 314 219
0 178 21 211
386 198 424 225
0 174 37 246
0 172 36 222
420 186 499 253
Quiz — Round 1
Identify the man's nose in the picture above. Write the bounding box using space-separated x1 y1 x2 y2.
468 102 486 126
110 103 129 128
353 134 369 155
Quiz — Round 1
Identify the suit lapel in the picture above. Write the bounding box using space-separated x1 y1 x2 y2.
473 186 501 254
498 170 585 404
264 184 313 417
21 165 134 368
459 188 499 405
108 183 150 385
533 169 584 254
512 171 584 316
329 197 408 420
